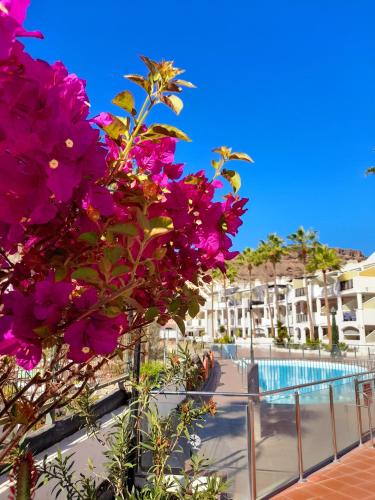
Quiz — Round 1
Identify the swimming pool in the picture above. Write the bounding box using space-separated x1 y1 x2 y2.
242 359 366 404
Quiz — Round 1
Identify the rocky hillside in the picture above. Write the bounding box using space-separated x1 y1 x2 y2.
236 248 366 282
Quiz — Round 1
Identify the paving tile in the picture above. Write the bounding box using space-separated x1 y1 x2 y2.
279 444 375 499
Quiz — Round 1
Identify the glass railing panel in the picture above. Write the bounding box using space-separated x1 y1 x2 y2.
299 386 332 471
140 395 249 499
333 377 359 452
255 393 299 498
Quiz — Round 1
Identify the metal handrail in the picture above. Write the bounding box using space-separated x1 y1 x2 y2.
153 368 375 399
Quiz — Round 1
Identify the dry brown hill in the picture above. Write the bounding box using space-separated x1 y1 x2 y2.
236 248 366 282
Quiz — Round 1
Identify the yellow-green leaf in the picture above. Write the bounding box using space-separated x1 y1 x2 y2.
229 152 254 163
161 95 183 115
222 169 241 193
124 74 151 94
173 79 196 88
147 124 191 142
149 217 173 230
112 90 136 115
99 113 129 141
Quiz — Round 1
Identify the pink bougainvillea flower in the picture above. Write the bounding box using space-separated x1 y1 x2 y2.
0 0 42 59
0 291 42 369
64 288 127 363
33 274 73 324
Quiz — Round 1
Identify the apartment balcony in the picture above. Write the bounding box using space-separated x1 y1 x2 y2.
296 313 308 323
343 311 357 322
295 287 307 298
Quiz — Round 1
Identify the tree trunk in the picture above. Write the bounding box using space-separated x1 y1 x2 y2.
273 262 279 328
211 280 215 340
265 285 275 338
323 271 332 347
248 267 255 338
224 274 230 337
304 273 315 341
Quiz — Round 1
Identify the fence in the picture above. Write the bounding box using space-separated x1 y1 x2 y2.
152 363 375 498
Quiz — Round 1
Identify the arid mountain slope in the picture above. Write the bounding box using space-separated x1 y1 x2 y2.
236 248 365 282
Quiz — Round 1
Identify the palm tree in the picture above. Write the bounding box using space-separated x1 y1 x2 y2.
237 248 259 336
306 244 342 348
259 234 287 334
226 263 238 337
212 264 237 338
288 227 317 341
366 167 375 175
211 268 224 339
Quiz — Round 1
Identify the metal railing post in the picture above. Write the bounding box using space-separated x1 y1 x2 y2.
364 393 374 448
354 378 363 445
247 399 257 500
294 391 305 482
329 385 339 461
269 344 271 359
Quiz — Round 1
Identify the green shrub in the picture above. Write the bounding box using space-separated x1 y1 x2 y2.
274 321 289 346
140 360 165 387
217 334 234 344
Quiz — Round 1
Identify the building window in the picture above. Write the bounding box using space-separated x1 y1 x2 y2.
295 287 307 297
340 279 353 291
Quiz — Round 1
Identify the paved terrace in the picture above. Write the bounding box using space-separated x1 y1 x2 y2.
275 444 375 499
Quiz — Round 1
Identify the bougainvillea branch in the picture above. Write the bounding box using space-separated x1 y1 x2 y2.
0 0 253 459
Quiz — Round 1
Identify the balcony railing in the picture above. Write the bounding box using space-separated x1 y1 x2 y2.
343 311 357 322
296 313 308 323
295 287 307 297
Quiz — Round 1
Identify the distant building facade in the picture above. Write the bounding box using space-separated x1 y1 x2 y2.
185 252 375 346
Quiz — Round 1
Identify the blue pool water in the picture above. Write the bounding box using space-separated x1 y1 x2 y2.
244 359 366 404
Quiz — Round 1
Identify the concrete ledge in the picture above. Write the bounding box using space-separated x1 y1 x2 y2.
24 388 130 455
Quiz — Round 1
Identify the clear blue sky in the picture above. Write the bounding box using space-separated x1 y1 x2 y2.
24 0 375 255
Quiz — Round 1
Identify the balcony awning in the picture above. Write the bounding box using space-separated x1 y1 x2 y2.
360 266 375 278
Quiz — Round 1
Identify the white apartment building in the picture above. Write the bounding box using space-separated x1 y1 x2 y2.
185 252 375 346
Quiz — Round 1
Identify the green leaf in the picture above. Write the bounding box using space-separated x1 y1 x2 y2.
72 267 100 284
173 315 186 335
229 151 254 163
78 232 98 246
168 298 180 314
112 90 136 115
211 160 220 170
147 124 191 142
173 79 196 88
104 245 123 264
108 223 137 236
103 305 122 318
145 307 159 321
55 267 67 282
161 94 183 115
188 299 200 318
111 265 130 278
149 217 173 230
222 169 241 193
145 217 174 239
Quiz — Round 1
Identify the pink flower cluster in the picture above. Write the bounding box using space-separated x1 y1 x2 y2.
0 1 111 252
0 0 248 370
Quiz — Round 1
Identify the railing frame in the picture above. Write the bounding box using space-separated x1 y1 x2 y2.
153 366 375 499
